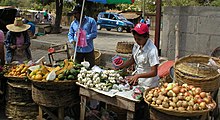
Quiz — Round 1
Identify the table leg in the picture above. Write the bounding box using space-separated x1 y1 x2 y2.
58 107 64 120
38 106 43 120
127 111 134 120
80 96 87 120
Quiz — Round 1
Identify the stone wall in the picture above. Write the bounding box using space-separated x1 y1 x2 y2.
161 6 220 60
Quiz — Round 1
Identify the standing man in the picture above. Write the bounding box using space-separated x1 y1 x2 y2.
68 4 97 68
34 11 41 23
146 16 151 28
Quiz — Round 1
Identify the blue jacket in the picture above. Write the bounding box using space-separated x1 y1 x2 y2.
4 31 32 63
68 16 97 53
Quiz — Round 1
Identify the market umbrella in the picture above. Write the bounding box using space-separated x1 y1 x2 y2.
73 0 135 62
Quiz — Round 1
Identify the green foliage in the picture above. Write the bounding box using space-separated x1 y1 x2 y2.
210 0 220 6
0 0 19 6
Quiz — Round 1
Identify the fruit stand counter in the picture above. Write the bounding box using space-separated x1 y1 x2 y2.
79 86 140 120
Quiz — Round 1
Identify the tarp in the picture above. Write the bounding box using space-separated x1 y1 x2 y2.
87 0 134 4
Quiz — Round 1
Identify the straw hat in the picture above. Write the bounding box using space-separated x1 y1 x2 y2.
6 17 30 32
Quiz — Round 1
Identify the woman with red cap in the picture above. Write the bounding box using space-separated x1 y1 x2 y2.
116 23 159 119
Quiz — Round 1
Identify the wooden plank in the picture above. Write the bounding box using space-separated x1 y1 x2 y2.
80 96 87 120
79 87 136 112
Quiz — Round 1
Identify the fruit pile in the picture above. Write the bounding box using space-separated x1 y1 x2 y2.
6 64 29 77
29 59 82 81
145 83 216 111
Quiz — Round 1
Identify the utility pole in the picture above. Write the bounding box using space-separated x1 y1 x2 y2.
155 0 162 55
142 0 145 17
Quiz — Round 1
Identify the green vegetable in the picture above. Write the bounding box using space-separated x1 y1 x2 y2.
67 75 75 80
58 74 65 80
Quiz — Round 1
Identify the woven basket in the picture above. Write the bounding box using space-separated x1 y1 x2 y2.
6 102 38 119
174 55 220 92
32 84 79 107
116 42 134 54
143 89 216 117
6 82 32 103
94 49 101 65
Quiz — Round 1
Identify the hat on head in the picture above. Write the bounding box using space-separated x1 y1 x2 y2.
72 4 82 14
6 17 30 32
132 23 149 35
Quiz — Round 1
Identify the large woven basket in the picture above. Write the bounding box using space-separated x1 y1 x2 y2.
32 84 79 107
6 102 38 119
174 55 220 92
143 89 216 117
94 49 101 65
116 41 134 54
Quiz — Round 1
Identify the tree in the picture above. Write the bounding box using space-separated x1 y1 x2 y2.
53 0 63 33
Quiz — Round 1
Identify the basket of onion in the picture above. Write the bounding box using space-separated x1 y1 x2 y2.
144 83 216 117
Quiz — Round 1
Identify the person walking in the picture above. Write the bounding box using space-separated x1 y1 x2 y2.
5 17 32 64
68 4 97 68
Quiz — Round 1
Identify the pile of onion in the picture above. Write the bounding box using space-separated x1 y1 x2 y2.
145 83 216 111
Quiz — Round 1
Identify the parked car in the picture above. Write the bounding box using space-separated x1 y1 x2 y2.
97 12 134 32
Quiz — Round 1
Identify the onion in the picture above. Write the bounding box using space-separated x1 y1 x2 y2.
156 99 162 105
172 97 178 103
178 107 185 111
189 85 195 90
162 102 169 108
200 102 207 109
203 97 211 104
187 106 193 111
177 95 184 100
182 101 188 108
200 92 206 98
172 86 180 94
197 98 204 104
176 101 183 107
184 92 191 96
195 94 201 99
180 88 186 93
195 87 202 95
193 103 200 110
163 82 168 88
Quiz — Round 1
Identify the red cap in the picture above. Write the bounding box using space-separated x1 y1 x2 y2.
132 23 149 34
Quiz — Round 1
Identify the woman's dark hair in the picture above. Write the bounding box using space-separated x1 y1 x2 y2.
132 30 149 39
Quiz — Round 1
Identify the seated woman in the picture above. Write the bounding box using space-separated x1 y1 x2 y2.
5 17 32 64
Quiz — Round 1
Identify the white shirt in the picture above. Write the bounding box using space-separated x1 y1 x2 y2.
146 18 150 25
132 39 159 88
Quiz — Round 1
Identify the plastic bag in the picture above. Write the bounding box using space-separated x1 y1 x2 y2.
77 28 87 47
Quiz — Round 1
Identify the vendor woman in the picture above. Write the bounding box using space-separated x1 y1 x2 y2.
116 23 159 88
5 17 32 64
116 23 159 120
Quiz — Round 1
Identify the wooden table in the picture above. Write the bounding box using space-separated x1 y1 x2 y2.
79 86 139 120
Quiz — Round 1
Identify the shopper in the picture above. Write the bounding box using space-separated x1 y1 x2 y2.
146 16 151 28
115 23 159 120
22 18 36 38
34 11 41 23
5 17 32 64
68 4 97 68
140 16 145 23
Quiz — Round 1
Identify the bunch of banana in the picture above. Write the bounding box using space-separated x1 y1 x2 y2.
6 64 29 77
